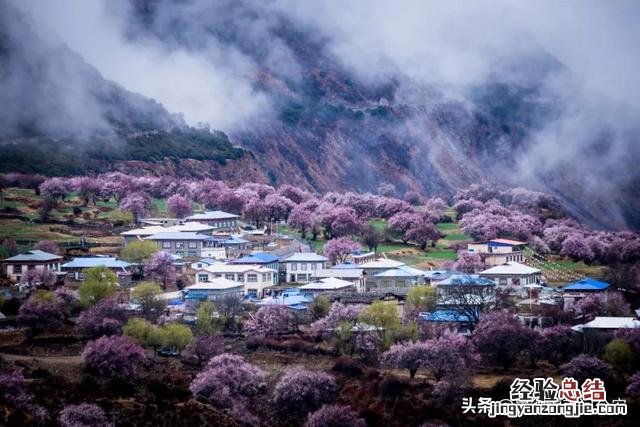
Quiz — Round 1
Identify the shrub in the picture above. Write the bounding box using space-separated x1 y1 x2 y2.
161 323 193 353
331 356 364 378
82 335 145 381
77 297 127 338
78 267 118 307
603 339 634 376
273 367 337 415
18 293 64 334
305 404 365 427
58 403 108 427
473 311 536 369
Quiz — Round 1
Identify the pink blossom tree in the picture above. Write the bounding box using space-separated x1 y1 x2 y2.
184 334 224 365
242 197 268 227
82 335 145 381
190 353 265 418
377 183 396 197
387 212 422 243
20 268 57 288
626 372 640 400
324 237 361 264
166 194 193 218
264 193 295 222
305 404 365 427
443 250 486 273
243 305 296 337
273 367 337 415
58 403 108 427
571 292 630 321
560 354 616 385
278 184 312 204
33 239 60 255
406 220 440 250
119 191 151 223
380 341 429 379
144 251 176 290
18 292 64 334
403 190 422 206
473 311 536 369
77 297 127 338
288 204 316 238
310 302 364 338
538 325 578 366
420 334 479 383
561 233 595 263
425 197 448 212
70 176 101 206
39 177 69 200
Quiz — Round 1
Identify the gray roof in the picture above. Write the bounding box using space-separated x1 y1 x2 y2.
144 232 212 241
4 250 62 262
62 257 131 269
283 252 328 262
186 210 239 220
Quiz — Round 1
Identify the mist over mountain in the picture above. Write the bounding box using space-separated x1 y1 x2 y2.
2 0 640 230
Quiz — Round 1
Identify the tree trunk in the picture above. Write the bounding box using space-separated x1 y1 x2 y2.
409 368 417 379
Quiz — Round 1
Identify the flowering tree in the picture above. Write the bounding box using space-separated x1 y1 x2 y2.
560 354 616 385
571 292 630 321
404 190 422 206
377 183 396 197
420 334 479 383
82 335 145 381
561 234 595 263
626 372 640 400
443 250 486 273
473 311 536 369
40 177 69 200
242 197 268 227
380 341 430 379
166 194 193 218
184 334 224 365
405 220 440 250
70 176 101 206
323 237 361 264
54 287 79 315
288 204 316 238
0 370 48 424
310 302 363 338
145 251 177 290
425 197 448 212
538 325 578 366
33 240 61 255
77 297 127 338
264 193 295 222
119 191 151 223
190 353 265 419
387 212 422 243
273 368 337 414
18 292 64 334
278 184 312 204
318 205 363 239
305 404 365 427
19 268 57 288
243 305 296 337
58 403 108 427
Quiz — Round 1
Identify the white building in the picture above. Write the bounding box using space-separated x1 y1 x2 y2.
299 277 356 294
479 261 542 286
281 252 329 283
1 250 63 282
184 277 244 301
194 264 277 298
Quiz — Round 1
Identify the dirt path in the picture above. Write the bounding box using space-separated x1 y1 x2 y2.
1 352 83 364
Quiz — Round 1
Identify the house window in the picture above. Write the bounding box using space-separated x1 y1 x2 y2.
198 274 209 282
188 251 197 257
175 242 184 249
301 263 307 271
28 265 36 270
15 265 23 273
175 251 183 257
297 274 308 282
225 274 235 281
262 273 267 282
311 263 317 270
197 264 202 269
162 242 171 249
291 263 297 271
188 242 197 248
247 274 258 282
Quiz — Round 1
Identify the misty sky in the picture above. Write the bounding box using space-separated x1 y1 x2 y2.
15 0 640 129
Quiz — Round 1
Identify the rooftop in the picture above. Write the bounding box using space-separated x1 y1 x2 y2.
186 277 244 291
419 310 473 323
489 238 527 246
186 210 239 221
144 232 212 241
572 316 640 331
231 253 279 264
299 277 355 291
313 268 363 279
4 250 62 262
62 257 131 269
200 264 277 274
360 259 405 269
284 252 328 262
563 278 610 292
435 274 496 286
480 261 541 276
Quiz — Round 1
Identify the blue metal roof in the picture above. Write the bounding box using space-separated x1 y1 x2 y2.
231 253 278 264
562 277 610 292
333 262 358 269
419 310 473 323
436 274 496 286
61 257 131 269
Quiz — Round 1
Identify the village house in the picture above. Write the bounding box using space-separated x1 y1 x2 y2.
61 257 133 285
140 217 182 226
311 263 365 290
299 277 356 295
144 232 215 258
371 265 427 291
418 310 475 335
571 316 640 353
256 288 313 311
183 277 244 302
479 261 542 287
281 252 329 283
190 258 222 270
217 236 252 259
184 211 239 229
561 277 611 309
194 264 277 298
230 252 279 284
121 222 214 243
467 238 526 266
1 250 63 282
347 250 376 265
434 274 497 323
